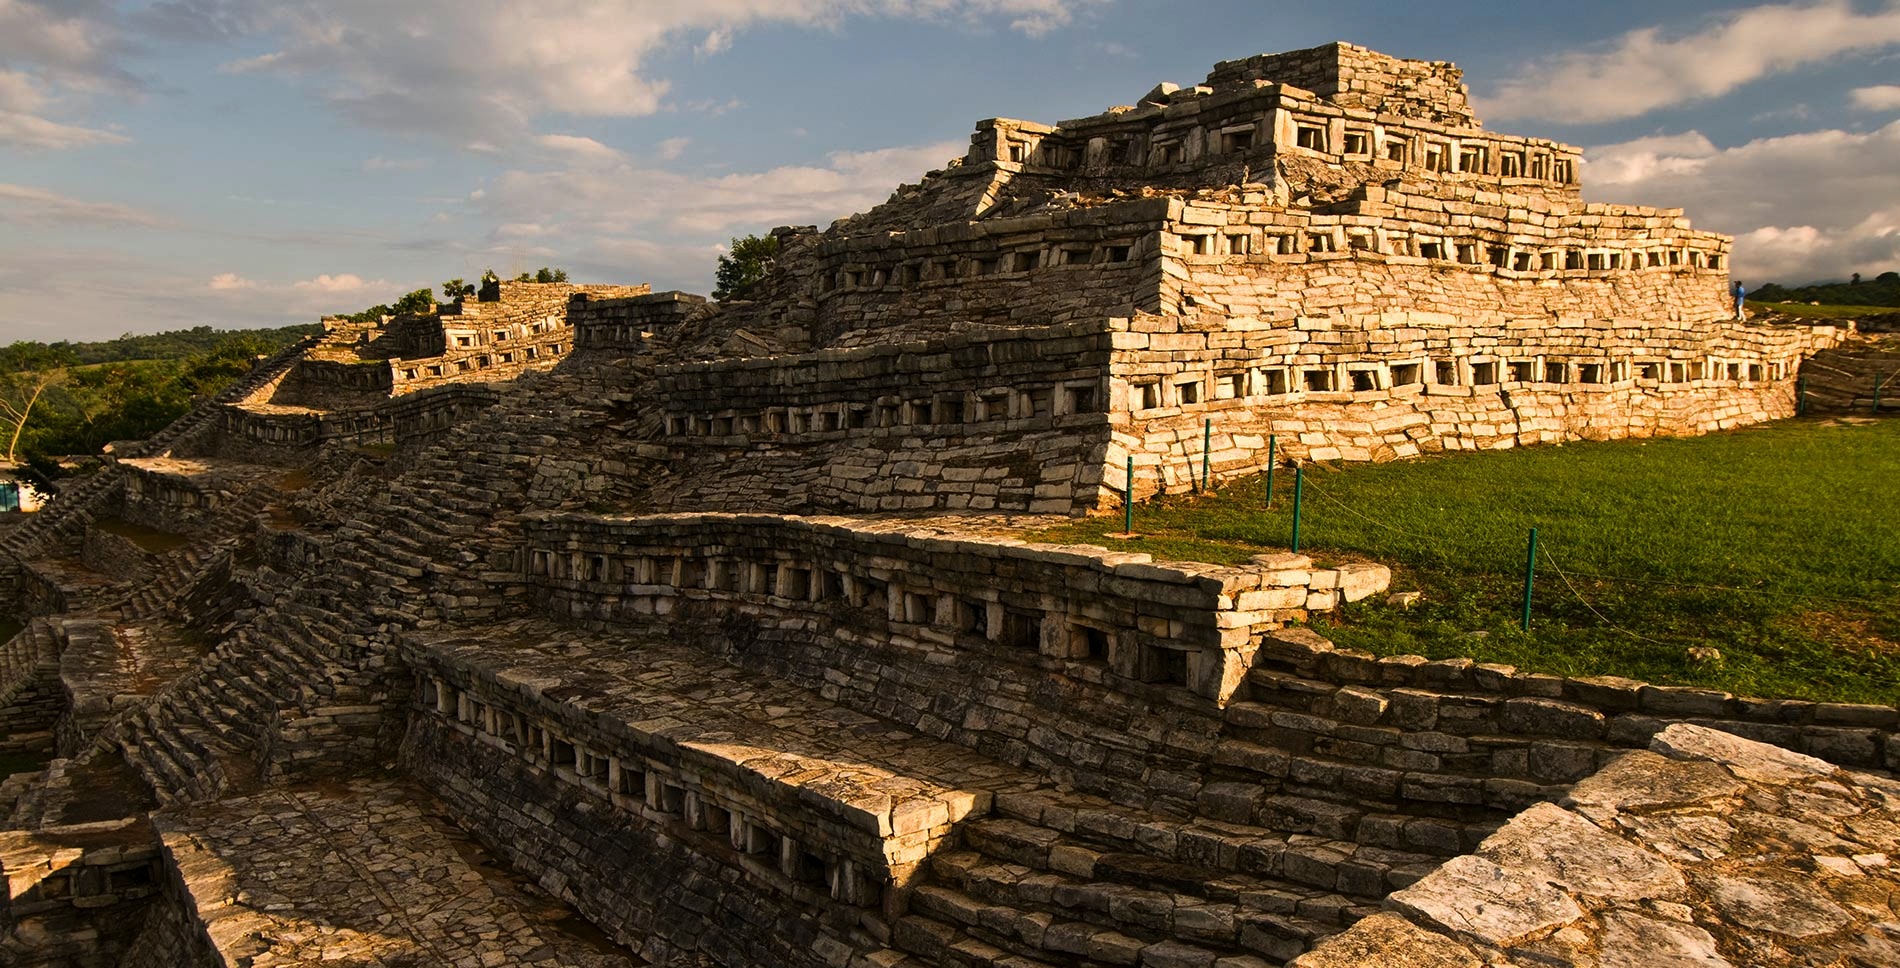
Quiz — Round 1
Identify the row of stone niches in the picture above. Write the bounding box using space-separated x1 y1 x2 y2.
1178 227 1725 273
528 548 1213 694
443 316 563 351
1131 355 1795 409
1004 105 1578 187
661 381 1102 438
419 677 888 908
396 341 566 381
822 241 1140 294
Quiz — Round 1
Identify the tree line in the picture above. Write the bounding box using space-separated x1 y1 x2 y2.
1754 271 1900 308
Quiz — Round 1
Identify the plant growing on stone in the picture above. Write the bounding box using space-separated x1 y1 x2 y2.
713 234 778 300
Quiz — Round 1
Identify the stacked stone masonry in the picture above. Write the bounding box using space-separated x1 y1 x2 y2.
0 41 1891 968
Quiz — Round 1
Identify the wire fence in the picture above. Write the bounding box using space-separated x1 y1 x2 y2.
1127 449 1895 646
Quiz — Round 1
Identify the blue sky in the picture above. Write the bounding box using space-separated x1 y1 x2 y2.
3 0 1899 341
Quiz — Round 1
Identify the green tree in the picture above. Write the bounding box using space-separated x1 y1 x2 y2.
0 344 75 462
391 288 436 316
713 235 778 300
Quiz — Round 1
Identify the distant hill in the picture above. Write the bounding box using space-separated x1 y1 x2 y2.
1753 271 1900 308
16 323 321 367
0 323 322 471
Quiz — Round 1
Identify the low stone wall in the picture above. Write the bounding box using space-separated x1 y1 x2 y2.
0 621 60 755
571 289 708 352
79 525 156 585
267 357 394 409
1291 723 1900 968
401 716 865 968
0 819 165 967
523 512 1387 706
1246 628 1898 775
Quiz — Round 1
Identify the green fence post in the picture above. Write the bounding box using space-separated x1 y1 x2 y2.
1521 527 1539 632
1264 435 1277 507
1123 455 1134 534
1201 418 1212 492
1291 464 1305 552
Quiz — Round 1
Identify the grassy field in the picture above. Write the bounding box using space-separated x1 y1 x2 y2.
1031 418 1900 705
1755 302 1898 320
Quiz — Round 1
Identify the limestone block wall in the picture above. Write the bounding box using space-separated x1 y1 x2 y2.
806 204 1166 346
0 621 60 755
0 823 165 967
956 59 1567 203
402 653 935 911
571 289 707 352
1164 192 1734 321
1207 43 1477 125
522 512 1387 709
1246 629 1898 778
386 383 503 453
650 322 1118 513
1800 335 1900 413
266 358 393 409
79 526 156 585
1106 312 1845 495
399 716 867 968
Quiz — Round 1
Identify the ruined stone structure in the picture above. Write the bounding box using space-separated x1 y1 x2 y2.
0 44 1891 968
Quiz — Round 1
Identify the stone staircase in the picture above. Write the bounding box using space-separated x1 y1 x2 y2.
890 782 1445 968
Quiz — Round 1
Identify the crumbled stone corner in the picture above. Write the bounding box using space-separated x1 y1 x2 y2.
1292 723 1900 968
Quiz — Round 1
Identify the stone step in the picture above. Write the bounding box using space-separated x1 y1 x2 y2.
891 909 1068 968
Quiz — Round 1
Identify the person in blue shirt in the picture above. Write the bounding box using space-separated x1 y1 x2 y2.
1733 280 1746 320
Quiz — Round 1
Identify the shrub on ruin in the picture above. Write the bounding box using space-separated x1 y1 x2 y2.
713 234 778 301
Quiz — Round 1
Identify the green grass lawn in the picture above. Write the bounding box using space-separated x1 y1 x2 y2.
1755 302 1898 320
1032 417 1900 705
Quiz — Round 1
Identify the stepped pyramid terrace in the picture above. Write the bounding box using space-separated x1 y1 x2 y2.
0 42 1894 968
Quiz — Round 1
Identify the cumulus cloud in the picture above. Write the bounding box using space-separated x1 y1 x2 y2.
1852 84 1900 111
657 136 691 161
198 0 1096 141
1586 121 1900 283
533 133 625 165
363 155 431 172
472 140 962 238
207 271 256 290
0 2 138 148
291 272 385 294
1480 1 1900 123
0 182 158 225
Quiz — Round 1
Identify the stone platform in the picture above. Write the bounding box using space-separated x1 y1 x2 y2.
151 779 640 967
405 619 1048 894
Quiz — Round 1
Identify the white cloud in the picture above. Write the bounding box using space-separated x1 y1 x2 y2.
0 182 157 225
1586 121 1900 283
473 140 962 238
533 133 624 164
208 272 257 290
363 155 431 172
0 108 126 149
201 0 1096 141
291 272 385 294
1480 1 1900 123
1852 84 1900 111
0 6 134 149
657 136 691 160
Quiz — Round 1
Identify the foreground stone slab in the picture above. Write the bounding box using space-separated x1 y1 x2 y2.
1291 724 1900 967
150 779 639 967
